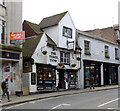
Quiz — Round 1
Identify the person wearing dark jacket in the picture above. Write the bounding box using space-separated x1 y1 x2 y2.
1 78 10 102
89 75 95 90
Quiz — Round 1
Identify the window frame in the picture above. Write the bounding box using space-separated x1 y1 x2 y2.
60 51 70 65
105 45 109 55
63 26 72 38
84 40 90 52
115 48 118 57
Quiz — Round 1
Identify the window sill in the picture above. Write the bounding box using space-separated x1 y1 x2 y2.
84 53 91 56
63 35 72 38
105 57 110 59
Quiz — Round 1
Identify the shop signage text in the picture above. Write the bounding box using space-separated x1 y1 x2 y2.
49 51 58 62
10 31 25 44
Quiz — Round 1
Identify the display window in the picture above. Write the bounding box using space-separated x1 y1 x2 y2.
68 71 76 84
68 71 76 89
84 61 101 88
110 65 118 85
37 65 56 85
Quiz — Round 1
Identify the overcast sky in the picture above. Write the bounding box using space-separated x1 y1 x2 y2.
23 0 119 31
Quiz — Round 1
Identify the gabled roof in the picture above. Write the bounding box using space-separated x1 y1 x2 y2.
77 29 117 45
84 25 118 44
23 33 43 58
45 34 57 46
23 33 57 58
39 11 68 29
24 20 42 34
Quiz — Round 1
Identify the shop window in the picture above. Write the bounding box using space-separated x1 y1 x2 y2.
68 72 76 83
84 62 101 87
31 73 36 85
68 71 76 89
60 52 70 64
63 26 72 38
37 66 56 85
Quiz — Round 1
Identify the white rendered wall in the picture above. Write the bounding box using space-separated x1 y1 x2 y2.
59 12 76 49
43 25 59 46
32 33 47 64
78 34 119 64
29 72 37 93
78 33 119 88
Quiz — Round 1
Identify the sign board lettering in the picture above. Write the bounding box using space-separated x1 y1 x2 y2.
49 51 58 63
37 86 44 90
44 80 52 84
68 84 76 89
10 31 25 44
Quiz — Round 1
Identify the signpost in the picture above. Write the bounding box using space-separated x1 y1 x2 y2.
10 31 25 44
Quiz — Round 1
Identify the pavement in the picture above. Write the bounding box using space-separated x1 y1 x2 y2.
0 85 119 108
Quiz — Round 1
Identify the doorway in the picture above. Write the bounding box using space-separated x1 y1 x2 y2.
103 64 109 85
58 70 65 89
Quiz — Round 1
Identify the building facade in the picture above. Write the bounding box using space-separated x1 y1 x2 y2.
23 11 120 93
0 0 23 95
77 28 119 88
23 12 81 93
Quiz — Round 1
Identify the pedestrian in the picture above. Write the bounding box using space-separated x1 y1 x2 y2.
89 75 95 90
1 78 10 102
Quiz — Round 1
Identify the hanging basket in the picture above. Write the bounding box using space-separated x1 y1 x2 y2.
76 57 81 61
42 50 47 55
58 63 63 67
71 64 76 67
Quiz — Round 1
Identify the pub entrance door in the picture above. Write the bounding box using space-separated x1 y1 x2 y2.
58 70 65 89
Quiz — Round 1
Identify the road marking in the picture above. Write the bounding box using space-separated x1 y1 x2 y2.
51 103 70 109
107 108 120 110
29 101 36 104
5 103 27 109
98 98 120 107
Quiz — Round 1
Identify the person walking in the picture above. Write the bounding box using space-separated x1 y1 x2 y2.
89 75 95 90
1 78 10 102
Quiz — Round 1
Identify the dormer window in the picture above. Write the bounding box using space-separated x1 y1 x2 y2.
63 26 72 38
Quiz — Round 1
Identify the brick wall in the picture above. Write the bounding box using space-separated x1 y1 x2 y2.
23 21 36 38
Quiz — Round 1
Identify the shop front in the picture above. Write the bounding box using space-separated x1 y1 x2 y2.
0 50 22 94
84 61 101 88
103 63 118 85
67 70 77 89
37 64 56 90
57 68 77 90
